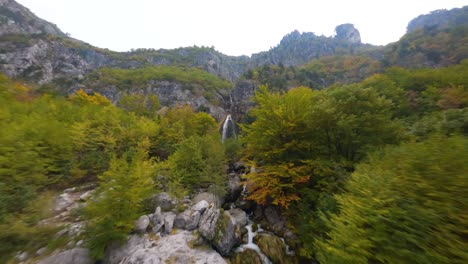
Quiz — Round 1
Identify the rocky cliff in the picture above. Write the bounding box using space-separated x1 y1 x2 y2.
407 6 468 33
0 0 64 36
251 24 367 67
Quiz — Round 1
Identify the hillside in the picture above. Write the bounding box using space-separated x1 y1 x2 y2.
0 2 468 263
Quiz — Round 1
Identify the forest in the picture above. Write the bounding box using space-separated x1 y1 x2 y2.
0 57 467 263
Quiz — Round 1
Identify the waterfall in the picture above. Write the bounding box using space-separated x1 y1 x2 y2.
221 114 236 143
235 220 272 264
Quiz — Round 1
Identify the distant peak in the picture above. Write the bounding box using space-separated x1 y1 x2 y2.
335 24 361 44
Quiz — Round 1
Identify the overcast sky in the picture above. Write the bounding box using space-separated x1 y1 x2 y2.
16 0 468 56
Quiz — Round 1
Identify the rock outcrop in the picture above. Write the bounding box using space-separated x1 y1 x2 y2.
37 248 93 264
212 211 241 256
0 0 65 37
151 192 177 212
198 206 220 240
335 24 361 44
117 231 226 264
254 233 289 264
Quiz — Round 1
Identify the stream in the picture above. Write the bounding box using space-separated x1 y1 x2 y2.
234 220 272 264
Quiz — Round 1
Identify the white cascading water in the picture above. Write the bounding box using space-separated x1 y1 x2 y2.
221 114 236 143
234 183 272 264
235 220 272 264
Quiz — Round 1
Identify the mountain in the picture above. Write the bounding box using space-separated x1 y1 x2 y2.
0 0 467 119
383 6 468 68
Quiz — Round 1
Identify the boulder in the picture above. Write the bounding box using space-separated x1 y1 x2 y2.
164 212 176 234
212 211 241 256
118 231 226 264
198 206 220 240
135 215 150 233
37 248 92 264
234 197 255 212
193 192 222 207
53 193 74 212
152 206 164 233
16 252 28 262
229 208 248 228
230 249 263 264
36 247 47 256
79 190 94 201
105 235 146 264
254 233 288 264
192 200 209 214
174 210 201 231
152 192 177 211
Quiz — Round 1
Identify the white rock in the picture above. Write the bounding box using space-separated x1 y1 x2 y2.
135 215 150 233
118 231 226 264
192 200 209 214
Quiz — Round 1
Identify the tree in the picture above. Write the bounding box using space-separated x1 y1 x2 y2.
318 136 468 264
165 134 226 198
85 145 155 259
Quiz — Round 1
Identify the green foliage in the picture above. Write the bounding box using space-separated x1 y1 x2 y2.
85 148 154 259
153 105 218 158
242 85 402 207
164 134 227 198
243 55 382 90
318 136 468 264
223 138 242 165
384 25 468 67
0 192 58 262
118 93 160 117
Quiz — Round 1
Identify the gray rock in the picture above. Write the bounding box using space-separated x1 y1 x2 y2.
55 228 68 238
105 235 145 264
198 206 220 240
135 215 150 233
79 190 94 201
335 24 361 44
185 211 201 231
229 208 248 228
54 193 74 212
193 192 222 207
192 200 209 214
164 212 176 234
76 240 84 247
152 206 164 233
37 248 92 264
16 251 28 262
152 192 177 211
36 247 47 256
174 209 201 231
212 211 241 256
118 231 226 264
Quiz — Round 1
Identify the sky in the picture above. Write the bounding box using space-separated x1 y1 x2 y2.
16 0 468 56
